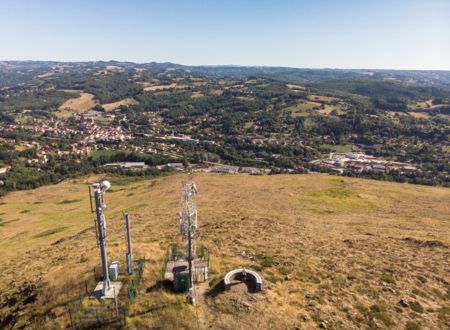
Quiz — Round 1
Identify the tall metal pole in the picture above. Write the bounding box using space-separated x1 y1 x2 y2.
93 183 110 296
114 287 119 318
124 212 133 275
187 209 195 304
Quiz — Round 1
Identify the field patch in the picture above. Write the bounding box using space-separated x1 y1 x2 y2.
286 83 305 90
318 103 345 115
409 111 430 119
209 89 224 96
319 143 353 153
89 149 118 160
410 99 449 111
386 111 408 118
143 83 188 91
414 99 433 109
190 91 204 98
102 98 137 111
57 92 97 117
284 100 321 117
285 100 343 117
307 94 340 103
303 186 374 213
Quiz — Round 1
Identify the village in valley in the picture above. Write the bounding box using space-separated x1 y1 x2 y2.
0 61 449 193
1 110 419 180
312 151 418 175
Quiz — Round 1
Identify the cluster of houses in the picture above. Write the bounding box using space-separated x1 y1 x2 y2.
3 117 131 144
4 106 300 177
80 120 132 143
0 166 11 187
26 151 49 165
0 137 15 145
0 166 11 174
313 152 419 174
3 113 197 162
3 119 78 136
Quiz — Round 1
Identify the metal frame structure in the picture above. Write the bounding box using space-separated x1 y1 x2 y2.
178 174 198 303
90 180 111 297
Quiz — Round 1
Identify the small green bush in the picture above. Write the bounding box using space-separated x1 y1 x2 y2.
380 274 395 284
410 301 424 313
405 321 421 330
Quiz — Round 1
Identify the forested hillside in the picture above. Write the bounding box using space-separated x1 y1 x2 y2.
1 61 449 196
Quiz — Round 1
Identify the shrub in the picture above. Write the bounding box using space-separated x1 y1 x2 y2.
405 321 421 330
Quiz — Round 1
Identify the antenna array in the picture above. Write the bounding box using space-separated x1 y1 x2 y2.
90 180 111 297
178 174 198 303
179 174 198 260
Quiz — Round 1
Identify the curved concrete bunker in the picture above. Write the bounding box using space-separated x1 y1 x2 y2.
224 268 263 292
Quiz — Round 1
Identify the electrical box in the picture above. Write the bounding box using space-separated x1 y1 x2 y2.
109 261 119 280
173 270 189 292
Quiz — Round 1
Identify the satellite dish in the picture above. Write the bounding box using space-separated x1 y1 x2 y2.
100 180 111 192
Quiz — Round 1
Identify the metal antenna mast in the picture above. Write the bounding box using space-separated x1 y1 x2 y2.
124 211 133 275
91 180 112 297
179 173 198 303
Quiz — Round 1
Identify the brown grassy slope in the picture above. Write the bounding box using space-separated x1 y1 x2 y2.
102 98 137 111
0 174 449 329
58 92 97 112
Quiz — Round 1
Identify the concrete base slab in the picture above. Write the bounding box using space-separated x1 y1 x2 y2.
90 281 122 300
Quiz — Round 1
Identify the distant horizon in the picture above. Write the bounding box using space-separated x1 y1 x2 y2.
1 0 449 71
2 58 450 72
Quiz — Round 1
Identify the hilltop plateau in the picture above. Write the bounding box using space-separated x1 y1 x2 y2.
1 173 449 329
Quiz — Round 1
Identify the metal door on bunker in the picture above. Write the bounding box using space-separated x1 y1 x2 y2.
176 276 188 292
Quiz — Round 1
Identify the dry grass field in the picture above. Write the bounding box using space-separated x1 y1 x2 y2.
285 100 345 117
387 111 409 118
235 96 256 102
414 100 434 109
286 83 306 90
143 83 188 92
209 89 224 96
191 91 205 99
0 174 449 329
307 94 340 103
102 98 137 111
409 112 431 119
57 92 98 117
410 99 449 112
284 101 322 117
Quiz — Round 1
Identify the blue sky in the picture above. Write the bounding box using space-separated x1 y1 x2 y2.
1 0 449 69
